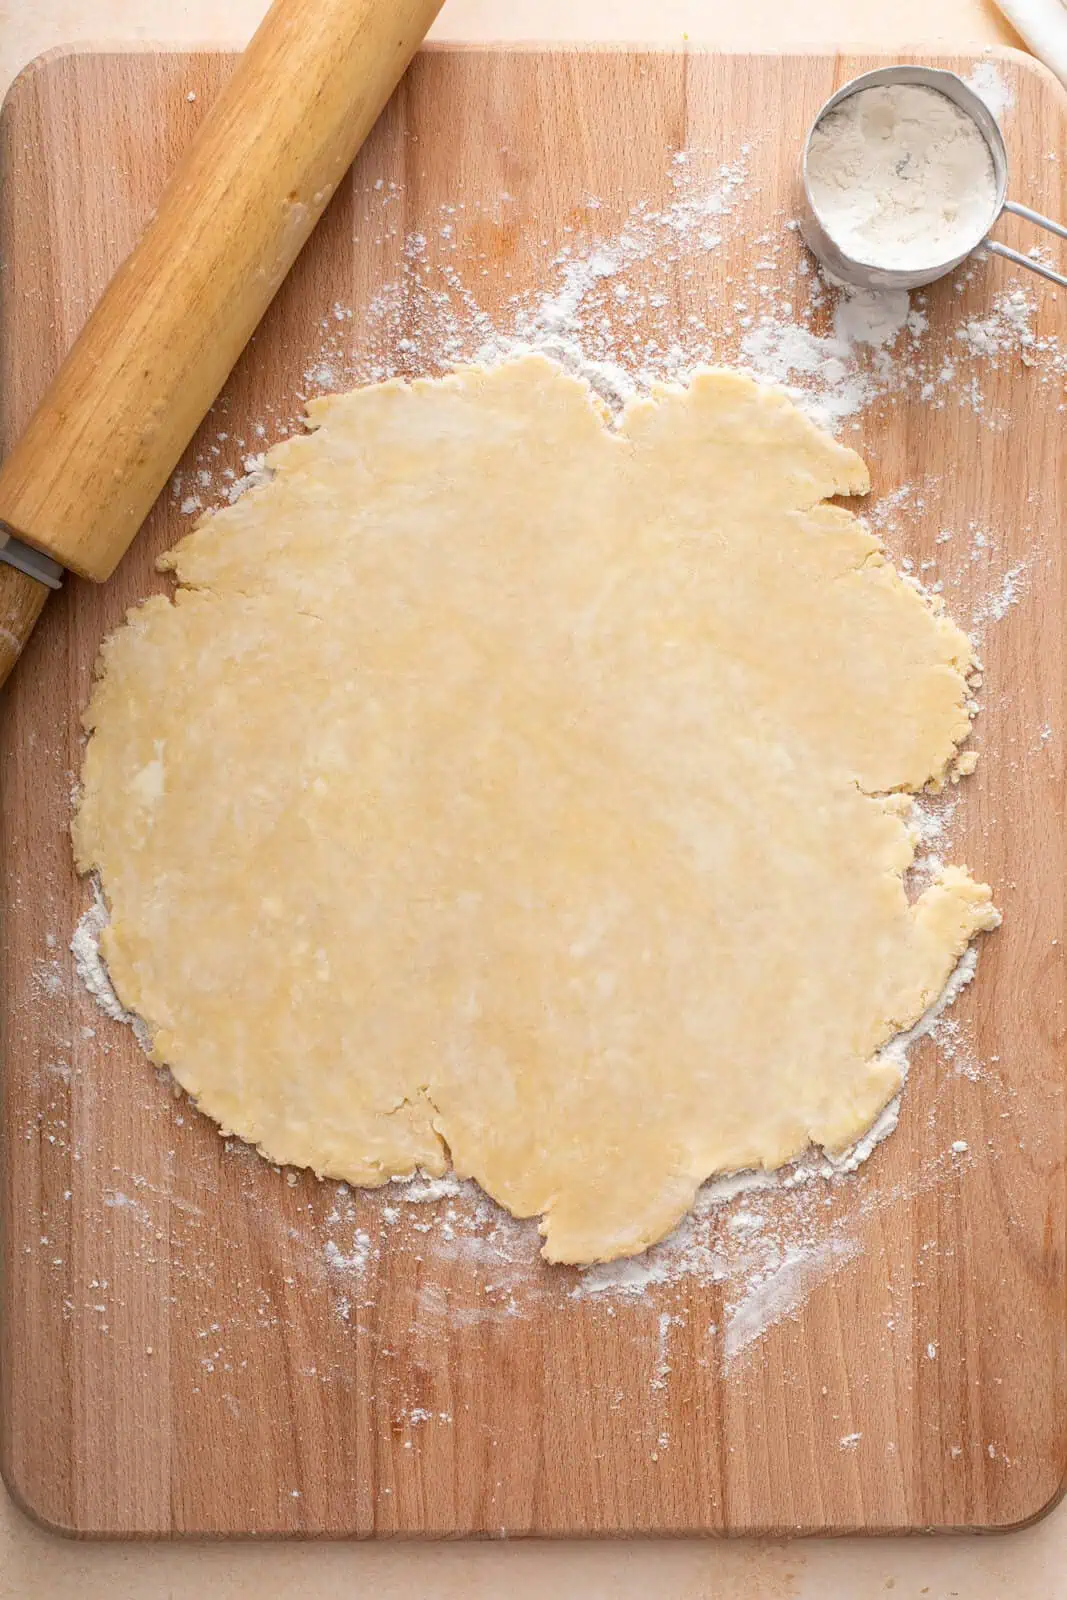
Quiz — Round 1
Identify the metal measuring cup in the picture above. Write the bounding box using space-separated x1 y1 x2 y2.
799 65 1067 291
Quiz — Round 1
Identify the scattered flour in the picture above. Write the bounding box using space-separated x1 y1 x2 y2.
70 883 125 1022
964 62 1015 123
390 1170 465 1204
71 883 152 1055
578 1250 679 1299
102 1190 153 1228
651 1311 673 1390
737 284 920 430
324 1233 371 1275
739 316 868 431
724 1236 863 1363
970 556 1032 629
957 287 1037 358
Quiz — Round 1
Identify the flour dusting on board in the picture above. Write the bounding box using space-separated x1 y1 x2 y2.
964 61 1016 122
72 92 1062 1384
71 884 152 1053
70 884 123 1023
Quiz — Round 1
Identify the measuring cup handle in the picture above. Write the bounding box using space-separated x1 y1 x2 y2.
984 239 1067 288
985 198 1067 288
1002 199 1067 242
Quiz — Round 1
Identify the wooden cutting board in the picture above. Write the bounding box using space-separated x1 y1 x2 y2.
1 44 1064 1539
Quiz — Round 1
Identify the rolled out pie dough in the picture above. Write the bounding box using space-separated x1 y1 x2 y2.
74 356 999 1264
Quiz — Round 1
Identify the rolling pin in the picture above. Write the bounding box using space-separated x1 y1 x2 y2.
0 0 444 687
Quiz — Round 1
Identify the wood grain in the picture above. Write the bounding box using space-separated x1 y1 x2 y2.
0 566 49 690
0 45 1064 1538
0 0 443 585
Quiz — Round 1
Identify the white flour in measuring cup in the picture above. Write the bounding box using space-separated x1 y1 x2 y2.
805 83 997 271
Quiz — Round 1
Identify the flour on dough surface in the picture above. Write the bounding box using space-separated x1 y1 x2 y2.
73 356 998 1264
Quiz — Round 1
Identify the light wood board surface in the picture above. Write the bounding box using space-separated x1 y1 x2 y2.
0 44 1064 1540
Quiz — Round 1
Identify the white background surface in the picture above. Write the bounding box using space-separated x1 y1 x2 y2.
0 0 1064 1594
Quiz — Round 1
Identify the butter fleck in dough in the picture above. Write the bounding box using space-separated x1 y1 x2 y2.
73 357 998 1264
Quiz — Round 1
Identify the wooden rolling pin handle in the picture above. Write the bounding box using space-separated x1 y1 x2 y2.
0 0 443 593
0 566 48 689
